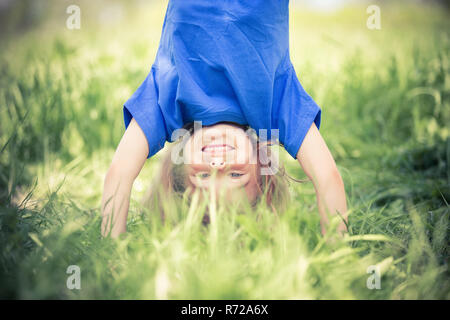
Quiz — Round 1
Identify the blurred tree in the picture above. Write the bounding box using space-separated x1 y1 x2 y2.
0 0 49 36
440 0 450 8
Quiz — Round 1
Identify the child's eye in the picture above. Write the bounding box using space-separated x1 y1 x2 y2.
229 172 244 178
197 173 210 179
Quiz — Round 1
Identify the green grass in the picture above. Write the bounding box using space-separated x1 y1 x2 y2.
0 1 449 299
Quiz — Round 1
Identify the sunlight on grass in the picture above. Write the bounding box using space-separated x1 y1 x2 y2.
0 0 449 299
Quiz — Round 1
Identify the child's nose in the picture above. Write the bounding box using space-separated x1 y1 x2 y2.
209 158 225 169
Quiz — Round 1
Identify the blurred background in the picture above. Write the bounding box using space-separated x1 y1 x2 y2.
1 0 449 36
0 0 448 299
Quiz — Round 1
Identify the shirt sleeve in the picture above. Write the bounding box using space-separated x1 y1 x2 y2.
273 65 322 160
123 66 168 159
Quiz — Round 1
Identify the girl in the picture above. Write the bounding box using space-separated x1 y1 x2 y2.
101 0 348 238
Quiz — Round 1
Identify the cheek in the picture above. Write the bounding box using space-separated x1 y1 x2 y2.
184 136 203 164
236 139 254 163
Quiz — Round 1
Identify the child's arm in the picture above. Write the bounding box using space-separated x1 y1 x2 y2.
296 123 348 236
101 118 149 238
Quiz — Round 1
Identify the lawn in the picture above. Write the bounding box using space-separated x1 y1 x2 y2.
0 0 448 299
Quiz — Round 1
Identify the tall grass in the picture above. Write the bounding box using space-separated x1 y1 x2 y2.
0 1 448 299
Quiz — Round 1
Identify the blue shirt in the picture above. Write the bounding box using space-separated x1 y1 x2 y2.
123 0 321 159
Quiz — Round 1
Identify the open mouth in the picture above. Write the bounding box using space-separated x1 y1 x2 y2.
202 144 235 153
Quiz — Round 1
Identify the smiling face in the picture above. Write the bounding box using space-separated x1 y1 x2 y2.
183 123 261 203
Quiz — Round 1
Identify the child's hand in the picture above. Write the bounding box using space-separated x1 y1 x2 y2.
101 118 149 238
